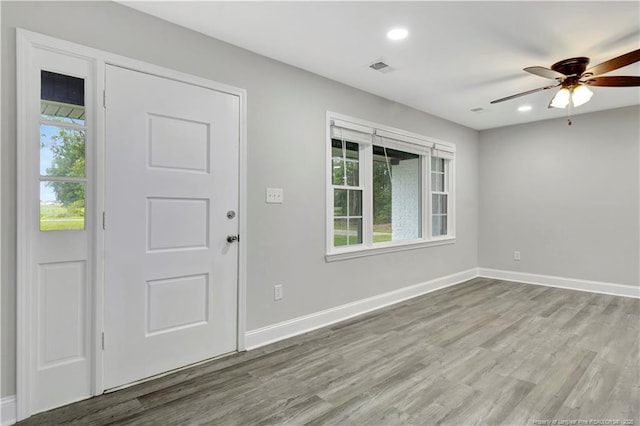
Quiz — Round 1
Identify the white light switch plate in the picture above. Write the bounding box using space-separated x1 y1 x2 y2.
266 188 284 204
274 284 283 301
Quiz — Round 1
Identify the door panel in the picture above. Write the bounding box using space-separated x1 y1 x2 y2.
104 66 239 389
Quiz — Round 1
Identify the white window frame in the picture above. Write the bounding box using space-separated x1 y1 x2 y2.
326 111 456 261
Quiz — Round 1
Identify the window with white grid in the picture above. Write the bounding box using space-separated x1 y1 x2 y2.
326 113 456 260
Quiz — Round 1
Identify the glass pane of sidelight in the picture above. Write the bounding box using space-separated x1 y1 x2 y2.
40 125 85 177
40 71 85 125
40 181 85 231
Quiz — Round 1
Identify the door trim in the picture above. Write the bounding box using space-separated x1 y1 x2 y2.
16 29 247 420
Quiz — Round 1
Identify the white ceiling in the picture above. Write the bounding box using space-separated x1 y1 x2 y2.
120 1 640 130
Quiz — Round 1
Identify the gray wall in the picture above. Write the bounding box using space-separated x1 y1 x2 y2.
479 106 640 286
1 2 479 396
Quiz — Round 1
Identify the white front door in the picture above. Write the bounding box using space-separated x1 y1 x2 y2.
104 65 239 389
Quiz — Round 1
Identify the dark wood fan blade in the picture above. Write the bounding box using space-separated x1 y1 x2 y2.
585 49 640 77
490 84 559 104
524 66 566 80
584 76 640 86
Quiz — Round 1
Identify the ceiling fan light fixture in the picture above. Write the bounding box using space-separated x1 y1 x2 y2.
571 84 593 107
550 87 571 109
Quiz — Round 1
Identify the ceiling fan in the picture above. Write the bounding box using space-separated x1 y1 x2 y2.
490 49 640 111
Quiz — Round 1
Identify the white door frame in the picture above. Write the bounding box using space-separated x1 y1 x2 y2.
16 29 247 421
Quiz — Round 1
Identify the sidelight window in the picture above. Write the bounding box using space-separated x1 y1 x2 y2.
39 71 87 231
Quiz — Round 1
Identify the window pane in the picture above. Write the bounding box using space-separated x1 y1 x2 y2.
334 219 347 246
431 172 443 192
334 189 347 216
332 160 360 186
347 218 363 245
40 113 85 126
431 157 444 173
331 139 359 186
373 160 391 240
344 141 359 159
345 161 359 186
332 158 344 186
373 146 421 243
432 215 448 237
40 181 85 231
40 125 85 177
348 190 362 216
332 139 358 156
433 194 448 215
333 218 363 247
41 71 85 125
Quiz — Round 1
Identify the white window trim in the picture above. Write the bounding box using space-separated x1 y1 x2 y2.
326 111 456 262
430 155 455 239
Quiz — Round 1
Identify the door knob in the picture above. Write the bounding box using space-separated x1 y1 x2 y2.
226 234 239 243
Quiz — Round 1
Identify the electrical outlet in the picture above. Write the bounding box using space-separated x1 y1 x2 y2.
266 188 284 204
274 284 283 301
514 251 521 261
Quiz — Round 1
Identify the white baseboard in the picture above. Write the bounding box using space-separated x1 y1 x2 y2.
478 268 640 299
245 268 478 349
246 266 638 350
4 268 633 424
1 396 16 426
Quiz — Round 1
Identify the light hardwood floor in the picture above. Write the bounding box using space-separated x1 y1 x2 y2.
18 278 640 425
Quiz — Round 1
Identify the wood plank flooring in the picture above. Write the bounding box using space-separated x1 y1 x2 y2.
18 278 640 425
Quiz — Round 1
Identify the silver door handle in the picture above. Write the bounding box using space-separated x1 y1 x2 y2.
227 234 239 243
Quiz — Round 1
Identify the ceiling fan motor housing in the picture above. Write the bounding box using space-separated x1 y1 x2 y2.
551 57 591 85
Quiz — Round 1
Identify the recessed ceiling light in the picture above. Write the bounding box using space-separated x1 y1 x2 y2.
387 28 408 41
517 105 532 112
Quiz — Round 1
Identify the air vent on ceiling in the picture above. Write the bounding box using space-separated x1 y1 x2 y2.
470 107 485 112
369 61 395 74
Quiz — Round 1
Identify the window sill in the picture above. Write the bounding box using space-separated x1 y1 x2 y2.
325 237 456 262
